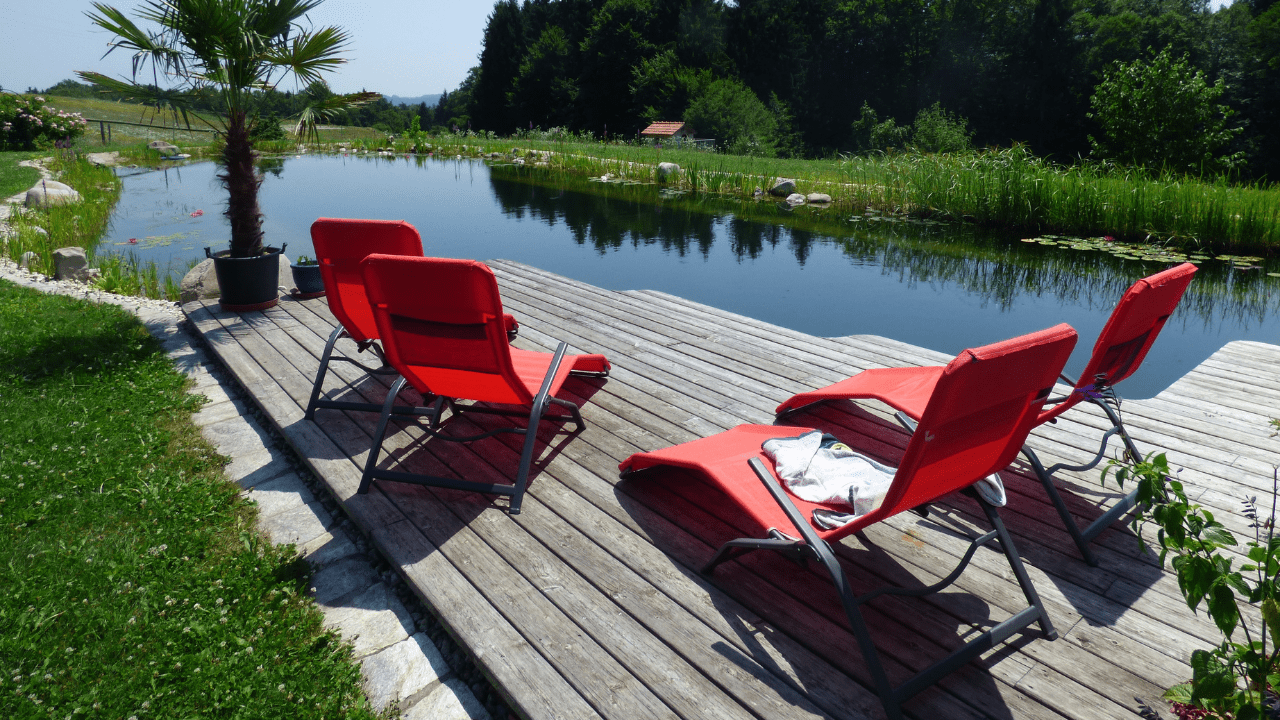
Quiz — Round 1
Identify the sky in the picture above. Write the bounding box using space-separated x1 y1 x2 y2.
1 0 1236 100
0 0 493 98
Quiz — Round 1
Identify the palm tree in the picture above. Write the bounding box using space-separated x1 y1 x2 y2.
78 0 376 257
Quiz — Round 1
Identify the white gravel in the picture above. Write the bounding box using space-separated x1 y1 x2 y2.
0 257 184 318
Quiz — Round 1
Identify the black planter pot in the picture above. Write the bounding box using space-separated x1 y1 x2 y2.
290 262 325 298
207 244 285 312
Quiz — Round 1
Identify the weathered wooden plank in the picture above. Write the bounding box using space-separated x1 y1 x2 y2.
185 302 603 720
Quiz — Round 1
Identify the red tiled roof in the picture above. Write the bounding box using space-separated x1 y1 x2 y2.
640 121 687 137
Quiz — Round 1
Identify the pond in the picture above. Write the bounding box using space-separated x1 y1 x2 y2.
104 153 1280 400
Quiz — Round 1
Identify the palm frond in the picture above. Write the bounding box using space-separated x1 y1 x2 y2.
293 90 379 142
264 26 352 87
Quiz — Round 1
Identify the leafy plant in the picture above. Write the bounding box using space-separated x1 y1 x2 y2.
0 94 88 150
77 0 377 257
1107 436 1280 719
1088 46 1244 175
294 255 316 265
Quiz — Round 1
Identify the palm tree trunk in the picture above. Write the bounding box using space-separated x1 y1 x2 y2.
221 110 265 257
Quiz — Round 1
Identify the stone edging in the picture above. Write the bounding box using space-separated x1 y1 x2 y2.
0 261 510 720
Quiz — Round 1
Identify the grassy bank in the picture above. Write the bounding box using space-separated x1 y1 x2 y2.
1 152 187 298
392 135 1280 254
0 282 382 719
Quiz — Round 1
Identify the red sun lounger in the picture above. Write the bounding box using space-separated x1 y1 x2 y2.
776 262 1196 565
620 324 1078 720
304 218 519 419
358 254 610 514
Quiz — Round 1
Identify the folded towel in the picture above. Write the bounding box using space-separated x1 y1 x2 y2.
762 431 895 528
762 431 1007 530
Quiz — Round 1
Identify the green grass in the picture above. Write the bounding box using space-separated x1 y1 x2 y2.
0 282 383 719
0 152 41 199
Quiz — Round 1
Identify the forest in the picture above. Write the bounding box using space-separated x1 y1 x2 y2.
457 0 1278 179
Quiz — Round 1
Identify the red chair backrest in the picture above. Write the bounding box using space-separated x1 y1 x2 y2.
876 324 1078 519
310 218 424 343
1038 262 1196 423
361 254 532 405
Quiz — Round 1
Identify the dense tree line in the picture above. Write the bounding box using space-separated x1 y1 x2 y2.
460 0 1280 178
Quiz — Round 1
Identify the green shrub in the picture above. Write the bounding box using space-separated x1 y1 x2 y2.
1088 46 1243 175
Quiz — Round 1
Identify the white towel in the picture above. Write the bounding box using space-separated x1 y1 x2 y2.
762 431 895 528
761 431 1007 530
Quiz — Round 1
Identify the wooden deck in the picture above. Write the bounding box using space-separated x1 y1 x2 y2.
182 260 1280 720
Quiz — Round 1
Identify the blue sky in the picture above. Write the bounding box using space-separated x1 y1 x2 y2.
2 0 1236 100
0 0 493 97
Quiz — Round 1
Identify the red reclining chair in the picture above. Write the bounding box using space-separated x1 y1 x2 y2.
304 218 518 420
620 324 1078 720
358 254 610 514
776 263 1196 565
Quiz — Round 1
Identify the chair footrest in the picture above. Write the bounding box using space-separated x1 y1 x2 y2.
362 468 516 497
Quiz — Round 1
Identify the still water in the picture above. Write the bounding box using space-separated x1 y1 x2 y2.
104 154 1280 399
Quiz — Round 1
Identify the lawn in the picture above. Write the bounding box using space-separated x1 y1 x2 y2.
0 282 383 719
0 152 40 199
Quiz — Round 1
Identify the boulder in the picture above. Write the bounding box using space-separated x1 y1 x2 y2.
85 151 120 167
53 246 90 282
769 178 796 197
179 253 292 302
753 187 764 197
181 258 219 302
785 193 806 206
806 193 832 204
25 180 81 208
148 141 180 154
656 162 681 181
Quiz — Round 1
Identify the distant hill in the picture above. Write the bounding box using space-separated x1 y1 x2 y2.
384 94 442 108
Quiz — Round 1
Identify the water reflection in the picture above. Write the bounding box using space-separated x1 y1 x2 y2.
487 165 1279 331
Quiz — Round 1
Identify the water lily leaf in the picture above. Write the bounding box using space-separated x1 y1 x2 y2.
1268 272 1280 277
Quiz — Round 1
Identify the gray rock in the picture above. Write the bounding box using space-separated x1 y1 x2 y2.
806 193 832 204
258 500 333 548
753 187 763 197
180 258 218 302
19 251 39 269
320 581 415 658
245 472 317 518
148 141 180 154
656 162 681 181
361 634 452 712
85 152 120 167
785 193 806 206
769 178 796 196
25 180 81 208
309 557 379 606
53 246 90 282
404 677 492 720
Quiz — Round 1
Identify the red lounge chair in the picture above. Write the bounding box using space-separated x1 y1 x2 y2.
620 324 1078 720
304 218 519 419
776 262 1197 565
358 254 610 514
